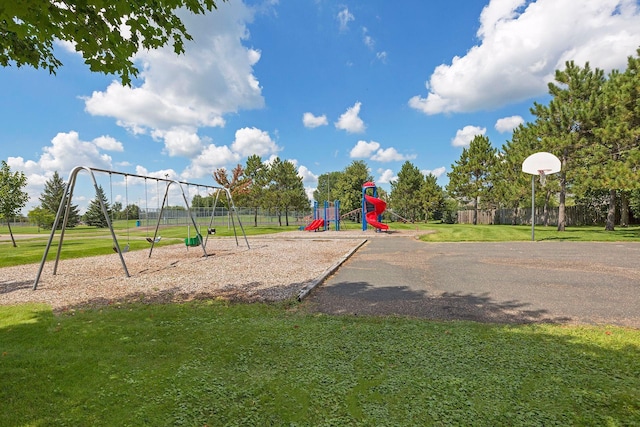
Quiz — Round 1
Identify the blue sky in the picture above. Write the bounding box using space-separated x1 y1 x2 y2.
2 0 640 213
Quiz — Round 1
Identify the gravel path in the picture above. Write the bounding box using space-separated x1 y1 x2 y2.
0 232 367 311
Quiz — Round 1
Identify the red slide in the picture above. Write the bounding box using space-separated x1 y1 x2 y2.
364 194 389 231
304 218 325 231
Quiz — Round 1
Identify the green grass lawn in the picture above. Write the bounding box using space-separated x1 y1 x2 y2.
2 222 640 425
1 302 638 426
0 223 299 268
417 223 640 242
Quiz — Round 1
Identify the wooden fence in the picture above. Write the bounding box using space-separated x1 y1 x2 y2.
456 206 607 226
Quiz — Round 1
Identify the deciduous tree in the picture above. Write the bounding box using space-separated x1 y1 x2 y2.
0 160 29 246
243 155 269 226
266 158 308 226
314 171 343 204
213 164 250 209
334 161 373 216
28 206 54 232
1 0 227 85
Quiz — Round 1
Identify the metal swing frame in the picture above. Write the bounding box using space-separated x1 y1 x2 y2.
33 166 249 290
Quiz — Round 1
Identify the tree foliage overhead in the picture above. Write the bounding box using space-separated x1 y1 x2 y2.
0 0 226 85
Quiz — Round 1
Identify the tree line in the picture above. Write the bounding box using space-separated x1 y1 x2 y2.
2 50 638 236
446 48 640 231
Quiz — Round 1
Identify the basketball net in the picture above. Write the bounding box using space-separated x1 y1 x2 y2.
538 170 547 187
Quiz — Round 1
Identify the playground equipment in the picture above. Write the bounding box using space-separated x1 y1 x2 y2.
33 166 249 290
362 181 389 231
304 200 340 231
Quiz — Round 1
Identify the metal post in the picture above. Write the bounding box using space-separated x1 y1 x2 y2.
531 175 535 241
177 181 207 257
33 166 130 290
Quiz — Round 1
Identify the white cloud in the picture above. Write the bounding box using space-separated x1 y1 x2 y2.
376 51 388 63
350 140 380 158
264 154 280 166
297 165 318 185
495 115 525 133
93 136 124 152
371 147 416 162
157 127 205 158
231 127 281 157
377 168 397 184
362 27 375 49
422 166 446 178
409 0 640 115
350 140 416 162
40 131 113 172
303 112 328 128
337 7 354 31
7 132 118 210
84 1 263 134
335 102 366 133
452 126 487 147
181 144 241 179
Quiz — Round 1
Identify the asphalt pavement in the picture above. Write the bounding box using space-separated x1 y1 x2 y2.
303 232 640 328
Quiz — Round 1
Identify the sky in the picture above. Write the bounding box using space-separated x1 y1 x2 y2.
2 0 640 214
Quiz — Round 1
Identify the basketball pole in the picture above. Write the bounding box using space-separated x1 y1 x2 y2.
531 175 535 241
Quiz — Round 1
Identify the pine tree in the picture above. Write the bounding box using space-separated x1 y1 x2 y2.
446 135 497 225
496 123 557 225
390 161 424 222
531 61 605 231
587 49 640 230
84 185 111 227
39 171 80 228
420 173 445 223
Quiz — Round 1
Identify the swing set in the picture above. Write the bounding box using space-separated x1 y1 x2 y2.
33 166 249 290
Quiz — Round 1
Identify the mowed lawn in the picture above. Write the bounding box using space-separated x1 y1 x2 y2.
1 223 639 425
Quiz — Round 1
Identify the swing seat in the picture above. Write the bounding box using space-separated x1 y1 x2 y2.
146 236 162 244
185 234 202 247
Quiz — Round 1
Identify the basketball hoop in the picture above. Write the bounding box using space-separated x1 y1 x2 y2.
522 152 561 241
538 170 547 187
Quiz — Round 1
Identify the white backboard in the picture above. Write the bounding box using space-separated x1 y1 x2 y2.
522 152 561 175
